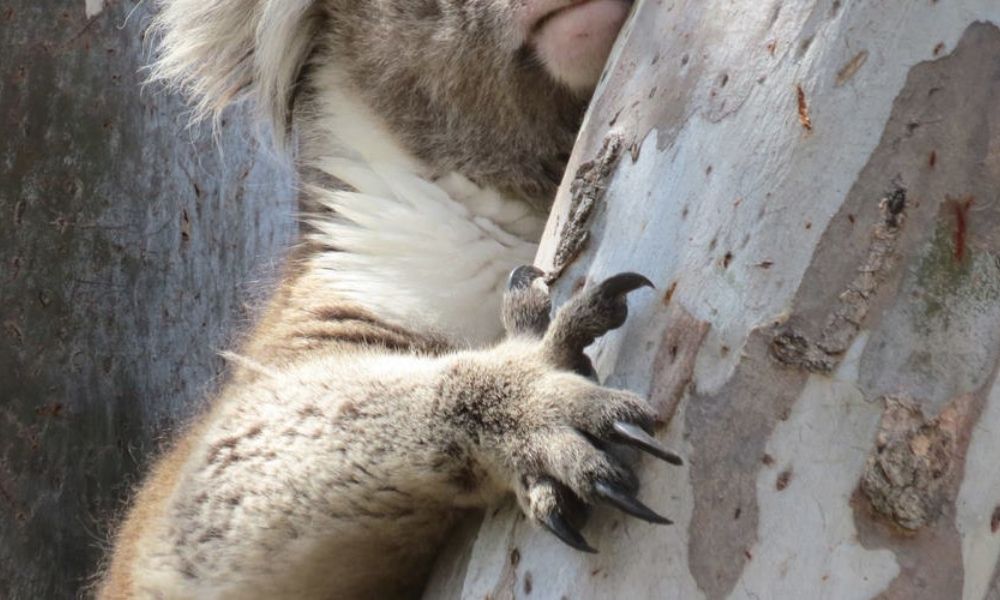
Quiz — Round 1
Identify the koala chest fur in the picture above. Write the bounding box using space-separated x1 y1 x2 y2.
97 1 684 599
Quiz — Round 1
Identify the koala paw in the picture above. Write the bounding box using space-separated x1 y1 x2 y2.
492 267 683 552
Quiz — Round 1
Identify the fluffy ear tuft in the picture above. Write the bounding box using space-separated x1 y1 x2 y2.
148 0 320 146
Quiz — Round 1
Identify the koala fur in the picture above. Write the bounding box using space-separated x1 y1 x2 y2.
99 1 679 598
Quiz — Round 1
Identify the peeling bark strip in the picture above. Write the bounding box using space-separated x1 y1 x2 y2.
770 189 906 371
796 85 813 131
817 189 905 353
836 50 869 86
486 546 522 600
948 195 974 263
548 134 623 282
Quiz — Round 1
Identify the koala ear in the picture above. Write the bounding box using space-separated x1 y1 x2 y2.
150 0 320 145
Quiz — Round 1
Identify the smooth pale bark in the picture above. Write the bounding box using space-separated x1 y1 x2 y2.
0 3 294 597
427 1 1000 599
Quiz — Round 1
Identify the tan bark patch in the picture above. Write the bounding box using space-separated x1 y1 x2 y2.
685 331 807 600
649 304 709 425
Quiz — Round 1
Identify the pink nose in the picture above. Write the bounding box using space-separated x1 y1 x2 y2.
520 0 632 91
516 0 580 33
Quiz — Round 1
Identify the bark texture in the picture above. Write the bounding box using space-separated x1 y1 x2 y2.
0 2 294 597
427 2 1000 598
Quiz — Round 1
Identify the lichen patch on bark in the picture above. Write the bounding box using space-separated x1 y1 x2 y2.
860 394 963 530
852 387 987 600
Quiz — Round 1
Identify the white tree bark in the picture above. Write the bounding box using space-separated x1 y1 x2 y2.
427 1 1000 598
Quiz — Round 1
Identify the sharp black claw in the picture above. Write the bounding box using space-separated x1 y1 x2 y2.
594 480 673 525
612 421 684 466
508 265 545 291
599 272 655 298
541 510 598 553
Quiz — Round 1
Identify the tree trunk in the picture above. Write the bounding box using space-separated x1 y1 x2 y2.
0 3 293 597
427 1 1000 598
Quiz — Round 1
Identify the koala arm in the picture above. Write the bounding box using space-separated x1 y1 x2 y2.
98 272 680 599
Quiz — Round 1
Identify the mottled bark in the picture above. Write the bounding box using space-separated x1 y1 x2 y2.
0 2 294 597
428 2 1000 599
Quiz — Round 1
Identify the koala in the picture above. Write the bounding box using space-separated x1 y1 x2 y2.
97 1 682 598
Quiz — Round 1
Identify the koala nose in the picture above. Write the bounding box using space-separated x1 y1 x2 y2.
520 0 633 91
519 0 632 31
517 0 573 34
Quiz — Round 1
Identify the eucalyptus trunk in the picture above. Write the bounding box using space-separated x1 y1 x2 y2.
427 1 1000 598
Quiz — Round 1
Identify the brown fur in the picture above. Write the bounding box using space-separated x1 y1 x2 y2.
99 423 208 599
99 271 658 598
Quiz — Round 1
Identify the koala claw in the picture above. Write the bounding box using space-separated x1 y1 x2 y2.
594 480 673 525
494 270 681 552
507 265 546 290
597 272 655 297
612 421 684 466
502 265 552 338
543 272 654 374
541 509 598 554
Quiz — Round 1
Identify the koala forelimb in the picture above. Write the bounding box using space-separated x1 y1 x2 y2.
100 272 678 598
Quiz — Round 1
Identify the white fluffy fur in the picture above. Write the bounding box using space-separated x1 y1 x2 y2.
307 166 542 346
303 64 547 346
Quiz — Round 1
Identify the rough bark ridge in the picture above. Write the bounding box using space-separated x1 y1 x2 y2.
426 2 1000 599
0 2 293 597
